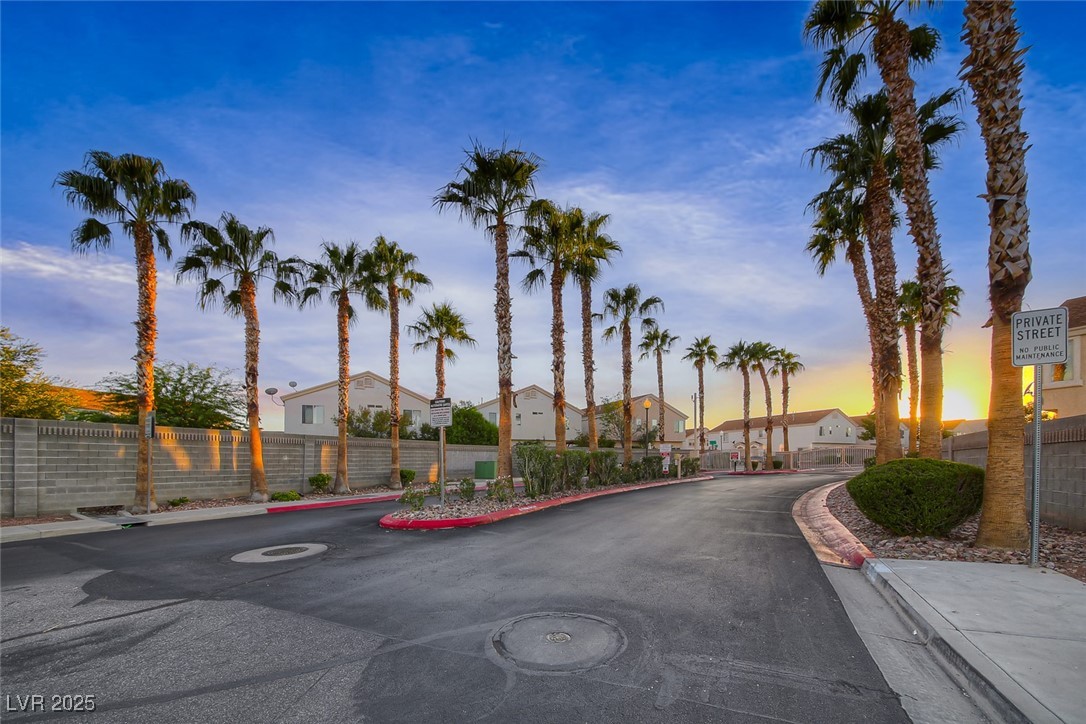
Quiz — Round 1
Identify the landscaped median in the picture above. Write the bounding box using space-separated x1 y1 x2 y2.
380 474 714 530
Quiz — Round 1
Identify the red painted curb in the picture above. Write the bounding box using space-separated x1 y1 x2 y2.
791 481 873 568
726 469 802 476
267 493 403 514
380 475 715 530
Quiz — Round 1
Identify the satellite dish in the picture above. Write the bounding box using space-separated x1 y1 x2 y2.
288 381 297 389
265 387 278 396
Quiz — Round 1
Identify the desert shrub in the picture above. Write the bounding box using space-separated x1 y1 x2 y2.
308 473 331 492
619 467 639 486
400 469 416 486
487 476 515 503
167 497 190 507
587 451 620 488
458 477 476 501
846 458 984 536
427 479 442 496
514 442 558 497
681 457 700 476
270 490 302 502
398 486 426 511
597 437 617 449
570 433 590 448
558 450 589 491
639 456 664 481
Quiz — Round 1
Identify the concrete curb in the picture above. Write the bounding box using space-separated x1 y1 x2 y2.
380 475 715 530
791 481 873 568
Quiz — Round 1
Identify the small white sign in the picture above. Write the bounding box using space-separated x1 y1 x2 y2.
1012 307 1068 367
659 444 672 455
430 397 452 427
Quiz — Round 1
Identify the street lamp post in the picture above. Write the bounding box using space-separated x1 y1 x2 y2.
643 398 652 457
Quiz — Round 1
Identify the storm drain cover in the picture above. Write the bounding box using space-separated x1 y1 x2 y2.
490 612 627 673
230 543 328 563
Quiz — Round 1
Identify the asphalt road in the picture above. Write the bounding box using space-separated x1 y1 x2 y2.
1 473 911 723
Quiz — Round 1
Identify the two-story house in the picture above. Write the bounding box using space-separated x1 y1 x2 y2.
281 370 432 436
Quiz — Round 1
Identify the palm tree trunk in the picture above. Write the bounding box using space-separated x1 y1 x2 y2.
435 339 446 398
697 365 706 455
905 322 920 455
656 350 666 442
844 236 887 461
867 157 904 464
241 278 268 501
551 269 566 452
963 0 1031 549
581 279 598 452
389 285 402 488
622 322 633 467
334 296 351 494
873 17 946 459
759 366 774 469
781 371 791 455
494 220 514 478
133 225 157 512
741 368 752 471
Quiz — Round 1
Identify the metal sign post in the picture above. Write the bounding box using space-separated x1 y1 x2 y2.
1011 307 1068 568
430 398 453 506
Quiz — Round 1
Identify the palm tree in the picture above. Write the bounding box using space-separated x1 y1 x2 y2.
806 0 951 459
748 342 780 469
961 0 1032 549
770 348 805 458
601 285 663 466
718 341 754 471
407 303 477 398
55 151 196 512
569 211 621 452
367 236 431 487
682 336 719 456
516 200 577 450
298 242 385 494
639 324 680 443
177 212 300 502
434 141 541 477
899 280 962 455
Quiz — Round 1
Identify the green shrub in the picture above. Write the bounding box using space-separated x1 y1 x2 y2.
772 459 784 470
486 476 515 503
398 486 426 511
681 457 700 476
587 451 620 487
270 490 302 502
863 457 877 469
598 437 617 449
167 497 190 507
558 450 589 491
428 479 442 496
399 469 416 486
458 477 476 501
307 473 331 492
846 458 984 536
514 442 558 497
570 433 590 448
619 467 639 486
639 456 664 481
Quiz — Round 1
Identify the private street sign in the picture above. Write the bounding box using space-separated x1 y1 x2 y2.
1012 307 1068 367
430 397 452 428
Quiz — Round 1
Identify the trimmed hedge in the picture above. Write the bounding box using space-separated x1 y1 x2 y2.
846 458 984 536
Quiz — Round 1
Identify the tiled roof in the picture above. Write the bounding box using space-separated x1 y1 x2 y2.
709 408 845 432
1060 296 1086 328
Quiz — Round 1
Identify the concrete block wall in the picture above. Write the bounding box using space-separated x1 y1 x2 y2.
1 418 497 517
943 414 1086 531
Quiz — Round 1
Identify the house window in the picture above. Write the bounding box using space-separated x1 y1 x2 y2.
722 433 728 442
674 420 683 433
524 389 537 399
489 412 497 425
819 426 824 436
355 377 375 389
1044 338 1079 385
846 426 853 437
636 418 643 428
302 405 325 425
515 413 522 425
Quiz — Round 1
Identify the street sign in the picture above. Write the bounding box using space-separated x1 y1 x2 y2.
730 452 739 461
659 444 672 455
430 397 452 427
1012 307 1068 367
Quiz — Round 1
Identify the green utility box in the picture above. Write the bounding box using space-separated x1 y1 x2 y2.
474 460 497 480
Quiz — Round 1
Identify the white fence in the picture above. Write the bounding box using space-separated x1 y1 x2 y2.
793 446 876 471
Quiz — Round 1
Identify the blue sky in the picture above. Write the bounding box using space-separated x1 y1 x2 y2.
2 1 1084 431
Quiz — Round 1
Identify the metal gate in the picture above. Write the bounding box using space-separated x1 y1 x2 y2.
792 446 876 471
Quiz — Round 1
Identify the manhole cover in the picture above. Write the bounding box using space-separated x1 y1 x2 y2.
490 612 626 673
230 543 328 563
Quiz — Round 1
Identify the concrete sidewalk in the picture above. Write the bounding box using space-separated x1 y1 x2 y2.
794 481 1086 723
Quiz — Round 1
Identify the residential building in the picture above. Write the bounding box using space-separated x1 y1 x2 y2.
474 385 586 443
1043 295 1085 418
944 419 988 437
629 393 689 445
707 408 906 452
281 370 432 436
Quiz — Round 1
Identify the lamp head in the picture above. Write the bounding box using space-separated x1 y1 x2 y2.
643 399 652 409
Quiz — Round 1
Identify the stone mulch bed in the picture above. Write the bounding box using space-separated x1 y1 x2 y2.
826 483 1086 584
0 514 79 527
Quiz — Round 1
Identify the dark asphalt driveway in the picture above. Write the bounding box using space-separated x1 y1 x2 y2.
0 474 908 723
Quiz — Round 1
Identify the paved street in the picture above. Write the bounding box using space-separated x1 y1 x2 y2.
2 474 913 722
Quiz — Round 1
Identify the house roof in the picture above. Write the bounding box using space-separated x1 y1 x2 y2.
1060 296 1086 328
474 384 586 415
280 370 431 404
629 393 689 420
709 408 848 433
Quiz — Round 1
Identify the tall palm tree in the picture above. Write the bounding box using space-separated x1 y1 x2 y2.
806 0 951 459
177 212 300 502
683 336 719 456
569 212 621 452
55 151 196 512
368 236 431 487
748 341 780 469
434 141 541 477
899 280 963 455
407 302 477 398
601 285 663 466
962 0 1032 550
718 341 754 471
770 348 805 457
516 200 577 450
639 324 680 443
298 242 385 494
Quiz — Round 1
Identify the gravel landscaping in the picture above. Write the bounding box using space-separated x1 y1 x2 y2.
826 482 1086 583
